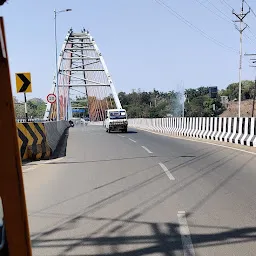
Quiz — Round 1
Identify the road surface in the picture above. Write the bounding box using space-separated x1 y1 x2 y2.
23 124 256 255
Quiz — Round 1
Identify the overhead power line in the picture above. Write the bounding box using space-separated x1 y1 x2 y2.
217 0 256 44
241 1 256 42
247 26 256 40
219 0 233 11
244 0 256 19
244 33 254 43
194 0 232 24
208 1 234 22
154 0 239 54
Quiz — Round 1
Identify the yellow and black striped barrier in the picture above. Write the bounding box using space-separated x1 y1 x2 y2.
16 122 51 160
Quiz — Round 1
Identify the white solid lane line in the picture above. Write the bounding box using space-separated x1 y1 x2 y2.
22 167 36 173
177 211 195 256
22 157 65 173
129 138 137 143
141 146 153 154
158 162 175 180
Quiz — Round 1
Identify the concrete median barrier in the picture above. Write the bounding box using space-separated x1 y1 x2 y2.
17 121 69 161
43 121 69 154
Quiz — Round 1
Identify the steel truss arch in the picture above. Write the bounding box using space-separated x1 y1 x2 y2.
44 29 122 121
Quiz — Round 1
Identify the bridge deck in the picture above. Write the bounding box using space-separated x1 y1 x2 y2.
23 124 256 255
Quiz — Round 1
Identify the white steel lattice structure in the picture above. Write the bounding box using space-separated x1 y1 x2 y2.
44 29 122 121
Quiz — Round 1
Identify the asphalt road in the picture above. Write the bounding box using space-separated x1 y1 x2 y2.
23 124 256 255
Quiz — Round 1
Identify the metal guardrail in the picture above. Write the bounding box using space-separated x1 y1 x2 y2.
16 119 45 123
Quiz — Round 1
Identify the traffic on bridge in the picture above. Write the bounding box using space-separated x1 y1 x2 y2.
1 1 256 255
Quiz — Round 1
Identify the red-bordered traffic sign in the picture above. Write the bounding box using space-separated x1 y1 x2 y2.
47 93 56 104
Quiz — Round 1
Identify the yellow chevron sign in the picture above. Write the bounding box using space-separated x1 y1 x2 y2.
16 72 32 93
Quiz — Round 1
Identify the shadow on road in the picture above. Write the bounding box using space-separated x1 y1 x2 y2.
109 130 138 134
29 144 256 255
126 130 138 134
31 217 256 255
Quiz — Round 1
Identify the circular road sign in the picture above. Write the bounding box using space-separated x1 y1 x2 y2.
47 93 56 104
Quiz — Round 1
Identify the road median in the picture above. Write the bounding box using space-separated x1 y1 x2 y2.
17 121 69 161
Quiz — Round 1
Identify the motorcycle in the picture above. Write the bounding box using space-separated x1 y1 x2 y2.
69 120 74 127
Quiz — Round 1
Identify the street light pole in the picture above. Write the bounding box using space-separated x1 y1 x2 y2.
233 0 250 117
54 9 59 121
54 8 72 121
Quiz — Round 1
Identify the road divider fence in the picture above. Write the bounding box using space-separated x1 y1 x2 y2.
129 117 256 147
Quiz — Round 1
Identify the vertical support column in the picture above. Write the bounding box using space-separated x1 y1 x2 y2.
24 92 28 122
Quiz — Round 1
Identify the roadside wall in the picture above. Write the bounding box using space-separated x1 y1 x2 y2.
129 117 256 147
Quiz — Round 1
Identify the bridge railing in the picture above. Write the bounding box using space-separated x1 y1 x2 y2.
129 117 256 147
16 119 46 123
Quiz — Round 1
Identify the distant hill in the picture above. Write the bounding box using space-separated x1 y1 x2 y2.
220 99 255 117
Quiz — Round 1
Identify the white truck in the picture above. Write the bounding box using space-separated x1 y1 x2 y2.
105 109 128 133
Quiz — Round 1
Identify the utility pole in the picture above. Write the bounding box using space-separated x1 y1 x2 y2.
233 0 250 117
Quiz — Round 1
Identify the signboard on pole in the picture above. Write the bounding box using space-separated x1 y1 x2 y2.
15 73 32 93
72 108 85 113
209 86 218 98
15 72 32 122
47 93 56 104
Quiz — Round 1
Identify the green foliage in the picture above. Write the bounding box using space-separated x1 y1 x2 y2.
220 80 255 101
184 81 256 117
118 89 182 118
12 79 256 119
14 97 46 119
184 87 224 117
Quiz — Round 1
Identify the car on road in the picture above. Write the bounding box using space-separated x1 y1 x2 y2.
105 109 128 133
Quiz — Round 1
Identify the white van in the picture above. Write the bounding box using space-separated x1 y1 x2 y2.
105 109 128 133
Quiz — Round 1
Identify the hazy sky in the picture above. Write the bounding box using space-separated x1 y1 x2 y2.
1 0 256 101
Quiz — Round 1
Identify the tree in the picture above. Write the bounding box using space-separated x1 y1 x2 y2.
184 86 224 117
118 89 180 118
13 97 46 119
221 80 254 101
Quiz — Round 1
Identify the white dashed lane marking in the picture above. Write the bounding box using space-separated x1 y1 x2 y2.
141 146 153 154
177 211 195 256
158 162 175 180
